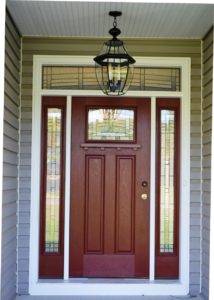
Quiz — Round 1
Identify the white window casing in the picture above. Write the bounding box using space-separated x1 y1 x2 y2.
30 55 191 296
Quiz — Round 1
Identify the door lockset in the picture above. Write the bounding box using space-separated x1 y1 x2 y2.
141 193 148 200
142 180 148 187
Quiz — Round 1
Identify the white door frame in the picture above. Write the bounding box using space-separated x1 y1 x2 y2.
29 55 191 296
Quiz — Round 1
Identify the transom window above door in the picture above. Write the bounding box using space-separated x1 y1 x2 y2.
42 66 181 92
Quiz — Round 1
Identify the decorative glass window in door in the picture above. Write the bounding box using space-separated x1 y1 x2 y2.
87 108 135 141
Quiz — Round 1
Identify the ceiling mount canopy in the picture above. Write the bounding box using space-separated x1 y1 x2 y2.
94 11 136 96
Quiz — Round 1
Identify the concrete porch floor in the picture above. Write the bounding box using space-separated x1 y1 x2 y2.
15 295 204 300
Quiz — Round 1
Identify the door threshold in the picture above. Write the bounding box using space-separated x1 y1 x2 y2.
16 295 204 300
16 296 205 300
30 279 188 296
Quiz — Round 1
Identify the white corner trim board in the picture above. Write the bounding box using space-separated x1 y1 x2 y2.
0 0 6 295
209 40 214 300
30 55 191 296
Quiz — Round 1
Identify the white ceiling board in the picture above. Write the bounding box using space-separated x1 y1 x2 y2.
6 1 214 38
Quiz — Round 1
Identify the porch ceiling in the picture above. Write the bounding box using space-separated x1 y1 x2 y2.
6 0 214 38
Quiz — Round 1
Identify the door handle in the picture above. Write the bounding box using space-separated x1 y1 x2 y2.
141 193 148 200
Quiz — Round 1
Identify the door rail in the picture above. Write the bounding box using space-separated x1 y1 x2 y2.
80 143 142 151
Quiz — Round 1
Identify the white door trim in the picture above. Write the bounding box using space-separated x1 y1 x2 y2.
29 55 190 296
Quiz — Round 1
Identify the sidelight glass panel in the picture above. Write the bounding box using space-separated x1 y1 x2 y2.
45 108 62 252
87 108 135 141
160 110 175 253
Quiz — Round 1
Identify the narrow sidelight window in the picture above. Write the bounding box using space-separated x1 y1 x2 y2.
39 96 66 278
160 109 175 253
155 98 180 279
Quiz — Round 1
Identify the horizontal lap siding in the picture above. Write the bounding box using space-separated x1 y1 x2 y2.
2 12 21 300
19 37 202 294
202 28 213 300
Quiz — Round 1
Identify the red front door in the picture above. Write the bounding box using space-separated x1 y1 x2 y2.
69 97 150 278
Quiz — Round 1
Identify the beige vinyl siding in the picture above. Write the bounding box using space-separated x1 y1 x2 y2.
19 37 202 294
2 11 21 300
202 28 213 300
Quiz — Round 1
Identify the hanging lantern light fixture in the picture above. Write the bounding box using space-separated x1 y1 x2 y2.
94 11 136 96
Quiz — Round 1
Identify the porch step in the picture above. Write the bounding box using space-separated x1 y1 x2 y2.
15 295 204 300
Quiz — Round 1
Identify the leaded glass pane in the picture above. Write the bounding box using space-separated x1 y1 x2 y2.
45 108 61 253
42 66 180 92
87 108 135 141
132 68 180 91
160 110 175 253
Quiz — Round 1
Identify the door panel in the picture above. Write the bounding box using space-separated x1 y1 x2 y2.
70 97 150 278
116 156 135 253
83 254 135 277
85 155 104 253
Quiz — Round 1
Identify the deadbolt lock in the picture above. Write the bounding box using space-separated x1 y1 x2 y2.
141 193 148 200
142 180 148 187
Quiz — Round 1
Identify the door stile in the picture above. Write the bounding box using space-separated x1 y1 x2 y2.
134 99 151 277
63 96 72 280
69 100 86 276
